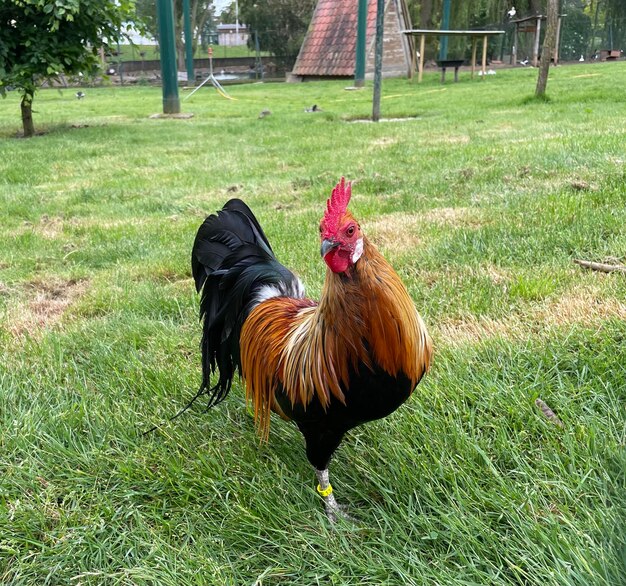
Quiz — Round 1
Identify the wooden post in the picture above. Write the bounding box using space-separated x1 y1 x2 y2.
511 25 517 65
471 38 477 78
553 16 562 65
418 34 425 83
481 34 488 78
533 17 542 67
372 0 385 122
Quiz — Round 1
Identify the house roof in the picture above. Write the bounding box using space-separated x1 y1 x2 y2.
292 0 378 77
217 24 249 32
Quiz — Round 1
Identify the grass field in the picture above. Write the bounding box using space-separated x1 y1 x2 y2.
114 43 266 62
1 63 625 585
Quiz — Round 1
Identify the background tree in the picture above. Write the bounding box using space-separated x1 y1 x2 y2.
238 0 316 59
603 0 626 53
135 0 215 63
218 1 238 24
535 0 558 96
0 0 136 137
560 1 592 60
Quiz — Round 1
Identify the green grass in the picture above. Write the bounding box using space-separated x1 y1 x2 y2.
113 43 266 62
1 63 625 585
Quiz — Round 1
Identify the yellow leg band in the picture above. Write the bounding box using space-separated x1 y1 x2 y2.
317 483 333 497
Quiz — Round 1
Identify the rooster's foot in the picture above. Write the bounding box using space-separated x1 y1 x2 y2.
325 500 355 523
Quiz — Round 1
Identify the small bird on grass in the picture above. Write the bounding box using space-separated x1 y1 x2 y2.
75 91 85 99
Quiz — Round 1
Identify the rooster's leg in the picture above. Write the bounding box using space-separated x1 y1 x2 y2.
297 423 351 521
315 468 352 522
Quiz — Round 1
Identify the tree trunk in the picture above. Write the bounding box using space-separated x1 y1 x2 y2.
535 0 558 97
529 0 543 15
419 0 433 29
21 92 35 138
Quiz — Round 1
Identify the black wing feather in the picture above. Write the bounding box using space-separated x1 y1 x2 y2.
191 199 302 409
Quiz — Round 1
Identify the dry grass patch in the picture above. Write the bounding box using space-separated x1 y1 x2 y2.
435 284 626 346
425 134 471 145
476 264 511 285
367 213 424 252
9 215 73 239
369 137 398 149
539 286 626 325
368 209 483 253
422 207 484 228
5 278 88 337
436 315 513 345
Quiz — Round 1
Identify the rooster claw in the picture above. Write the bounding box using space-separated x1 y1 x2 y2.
325 501 356 524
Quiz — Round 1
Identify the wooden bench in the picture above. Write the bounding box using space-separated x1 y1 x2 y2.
436 59 465 83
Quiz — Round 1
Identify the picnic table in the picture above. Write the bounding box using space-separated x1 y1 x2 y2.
402 29 505 83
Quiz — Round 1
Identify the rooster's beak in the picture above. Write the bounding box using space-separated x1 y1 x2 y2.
320 239 338 258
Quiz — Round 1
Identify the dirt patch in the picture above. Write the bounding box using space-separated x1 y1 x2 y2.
37 215 66 239
6 278 88 337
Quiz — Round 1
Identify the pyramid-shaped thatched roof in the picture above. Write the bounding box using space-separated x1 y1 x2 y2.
291 0 413 80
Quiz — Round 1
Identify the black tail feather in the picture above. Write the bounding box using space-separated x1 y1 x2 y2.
191 199 303 409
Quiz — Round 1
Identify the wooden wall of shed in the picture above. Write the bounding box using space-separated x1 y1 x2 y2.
365 0 412 78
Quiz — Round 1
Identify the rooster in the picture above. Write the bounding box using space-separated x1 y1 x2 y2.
191 178 432 520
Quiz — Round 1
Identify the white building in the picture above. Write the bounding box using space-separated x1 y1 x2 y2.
217 24 249 47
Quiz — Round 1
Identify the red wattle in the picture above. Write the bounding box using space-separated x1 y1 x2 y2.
324 248 351 273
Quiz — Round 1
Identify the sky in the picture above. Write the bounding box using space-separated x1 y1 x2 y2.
214 0 234 17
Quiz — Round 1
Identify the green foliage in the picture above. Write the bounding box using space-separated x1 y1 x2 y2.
0 0 136 135
134 0 215 55
560 6 592 61
0 0 136 96
406 0 625 61
239 0 316 58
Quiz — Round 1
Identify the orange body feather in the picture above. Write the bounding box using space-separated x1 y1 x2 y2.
240 234 432 439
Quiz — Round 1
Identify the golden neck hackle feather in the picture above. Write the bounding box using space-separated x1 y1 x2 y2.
240 235 432 439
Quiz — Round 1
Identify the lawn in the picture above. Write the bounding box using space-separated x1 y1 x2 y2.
113 43 266 62
0 63 625 585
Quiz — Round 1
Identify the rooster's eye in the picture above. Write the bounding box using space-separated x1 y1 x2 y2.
346 225 355 237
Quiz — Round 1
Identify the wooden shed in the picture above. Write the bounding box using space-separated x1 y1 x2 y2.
289 0 413 81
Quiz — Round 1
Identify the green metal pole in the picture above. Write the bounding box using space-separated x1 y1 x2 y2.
354 0 368 87
439 0 451 61
157 0 180 113
183 0 194 84
372 0 384 121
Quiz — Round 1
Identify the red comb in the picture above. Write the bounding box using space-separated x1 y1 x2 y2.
322 177 351 237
